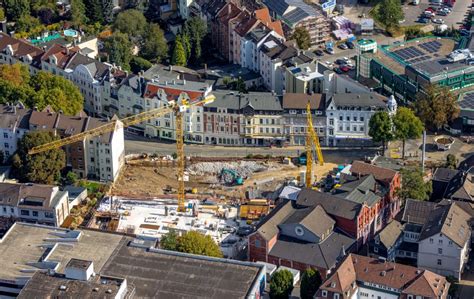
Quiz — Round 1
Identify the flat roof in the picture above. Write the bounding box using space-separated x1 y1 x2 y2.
101 238 264 298
0 223 123 282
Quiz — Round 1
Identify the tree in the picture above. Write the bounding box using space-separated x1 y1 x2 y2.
414 85 460 131
160 230 179 251
113 9 147 40
398 168 432 201
0 7 5 20
15 15 42 33
300 268 322 299
393 107 424 159
66 171 78 185
0 63 30 87
83 0 103 24
184 17 207 62
376 0 404 31
37 7 55 25
445 154 457 169
369 111 393 156
176 231 222 257
291 27 311 50
232 77 247 93
404 26 426 40
140 23 168 63
30 71 84 115
171 35 187 66
4 0 30 21
270 270 294 299
0 150 4 165
182 33 192 60
130 56 152 74
12 131 66 184
103 32 133 70
101 0 115 23
70 0 88 26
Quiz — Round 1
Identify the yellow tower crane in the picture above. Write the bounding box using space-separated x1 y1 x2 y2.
28 95 215 212
305 100 324 188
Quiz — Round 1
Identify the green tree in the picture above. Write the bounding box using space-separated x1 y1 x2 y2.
398 168 432 201
101 0 115 23
66 171 78 185
414 85 460 131
12 131 66 184
445 154 457 169
140 23 168 63
233 77 247 94
4 0 30 21
376 0 404 31
300 268 322 299
15 15 42 33
0 63 30 87
130 56 152 74
270 270 294 299
291 26 311 50
160 230 179 251
171 35 187 66
30 71 83 115
84 0 103 24
404 26 426 40
182 33 192 60
113 9 147 40
103 32 133 70
369 111 393 156
393 107 424 159
0 150 5 165
184 16 207 62
176 231 222 257
70 0 88 26
0 7 5 20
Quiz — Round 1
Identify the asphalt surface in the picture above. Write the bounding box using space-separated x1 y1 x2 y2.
124 133 377 164
402 0 471 28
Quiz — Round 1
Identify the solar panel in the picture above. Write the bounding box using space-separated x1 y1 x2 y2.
460 92 474 110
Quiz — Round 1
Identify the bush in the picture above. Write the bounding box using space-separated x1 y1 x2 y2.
300 268 322 299
130 56 152 74
270 270 294 299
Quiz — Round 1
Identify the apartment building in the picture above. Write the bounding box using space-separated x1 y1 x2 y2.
28 108 124 182
281 93 326 146
0 32 44 74
285 62 323 94
212 2 242 61
316 254 450 299
325 93 395 147
0 103 30 161
0 182 70 227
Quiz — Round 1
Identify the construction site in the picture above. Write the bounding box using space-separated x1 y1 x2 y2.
28 96 336 257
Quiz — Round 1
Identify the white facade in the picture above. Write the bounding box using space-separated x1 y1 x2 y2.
418 233 470 280
179 0 193 19
0 117 28 160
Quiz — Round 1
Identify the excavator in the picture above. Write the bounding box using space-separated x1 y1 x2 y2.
28 95 216 212
219 168 244 186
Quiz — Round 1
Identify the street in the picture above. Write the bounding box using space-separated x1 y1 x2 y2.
124 133 377 164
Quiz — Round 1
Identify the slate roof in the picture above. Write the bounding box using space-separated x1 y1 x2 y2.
255 200 294 241
402 199 437 225
330 93 387 108
280 205 335 239
350 161 398 185
451 172 473 201
333 175 382 207
459 154 474 172
433 168 461 182
282 93 325 110
297 189 362 220
268 230 354 269
208 91 282 111
377 220 403 248
0 104 30 130
0 32 44 68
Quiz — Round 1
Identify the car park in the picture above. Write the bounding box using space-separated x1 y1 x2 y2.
325 48 334 54
338 43 348 50
314 49 324 56
432 18 445 24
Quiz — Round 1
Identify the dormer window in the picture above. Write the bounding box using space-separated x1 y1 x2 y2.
5 45 13 56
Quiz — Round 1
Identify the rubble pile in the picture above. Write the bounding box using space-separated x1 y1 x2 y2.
187 161 267 178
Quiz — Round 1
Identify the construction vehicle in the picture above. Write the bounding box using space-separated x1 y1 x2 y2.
304 101 324 188
239 199 270 220
28 95 215 213
219 168 244 185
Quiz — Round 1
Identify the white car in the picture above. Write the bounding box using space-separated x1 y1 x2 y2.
432 18 445 24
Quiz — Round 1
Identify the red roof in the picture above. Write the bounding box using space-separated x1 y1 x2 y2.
144 83 205 102
351 161 398 185
254 7 284 37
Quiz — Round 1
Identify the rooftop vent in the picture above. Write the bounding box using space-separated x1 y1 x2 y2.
59 285 67 291
331 282 336 288
106 289 113 294
380 271 386 277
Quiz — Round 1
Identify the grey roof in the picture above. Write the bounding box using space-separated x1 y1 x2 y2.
281 205 335 239
0 104 30 130
264 0 321 26
433 167 461 182
402 199 437 225
451 172 473 201
377 220 404 248
255 200 295 241
297 189 362 220
411 57 474 78
268 230 355 269
418 203 471 247
207 91 283 111
334 175 382 207
330 93 387 108
101 238 263 298
460 154 474 172
66 53 110 80
246 25 271 43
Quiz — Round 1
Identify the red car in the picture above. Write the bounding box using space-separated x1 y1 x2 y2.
426 7 436 12
339 65 350 72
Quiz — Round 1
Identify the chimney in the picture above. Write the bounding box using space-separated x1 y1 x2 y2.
169 65 173 72
66 47 69 55
65 259 94 281
228 3 231 14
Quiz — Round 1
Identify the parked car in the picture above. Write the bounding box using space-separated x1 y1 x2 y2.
437 10 448 16
339 65 350 72
333 67 343 74
343 63 354 70
335 58 346 65
417 17 430 23
314 49 324 56
432 18 445 24
325 48 334 54
338 43 348 50
346 41 355 49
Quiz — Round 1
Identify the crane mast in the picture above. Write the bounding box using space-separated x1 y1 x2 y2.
305 101 324 188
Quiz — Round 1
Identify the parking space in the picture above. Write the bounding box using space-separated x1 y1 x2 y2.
402 0 471 28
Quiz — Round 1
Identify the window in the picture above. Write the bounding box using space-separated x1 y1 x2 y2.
429 238 434 244
32 211 38 217
4 143 8 148
329 119 334 125
438 248 443 254
2 207 6 213
353 116 357 121
374 247 378 253
439 239 443 244
437 259 442 265
339 116 343 121
20 210 30 216
449 240 453 246
329 129 334 135
255 240 260 248
360 116 364 121
346 116 350 121
334 294 340 299
44 212 54 218
322 290 327 297
346 126 350 131
3 133 7 138
408 295 413 299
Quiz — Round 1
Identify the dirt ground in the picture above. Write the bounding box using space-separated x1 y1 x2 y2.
110 159 338 200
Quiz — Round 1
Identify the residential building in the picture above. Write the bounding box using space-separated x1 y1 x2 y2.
28 109 124 182
316 254 450 299
0 183 70 227
212 2 243 61
248 199 355 278
369 219 404 261
417 202 471 279
325 93 394 147
285 62 323 94
264 0 330 46
0 32 44 74
0 103 30 160
0 222 266 298
431 167 465 200
350 160 402 222
281 93 326 145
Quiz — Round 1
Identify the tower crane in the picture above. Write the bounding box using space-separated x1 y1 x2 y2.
305 101 324 188
28 95 215 212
